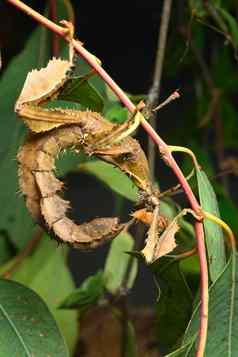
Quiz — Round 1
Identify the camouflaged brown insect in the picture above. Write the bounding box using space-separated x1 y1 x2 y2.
16 50 159 249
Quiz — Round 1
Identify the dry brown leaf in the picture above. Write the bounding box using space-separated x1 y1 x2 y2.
142 208 178 264
15 21 78 133
153 219 178 261
15 58 72 109
15 56 76 132
141 206 160 263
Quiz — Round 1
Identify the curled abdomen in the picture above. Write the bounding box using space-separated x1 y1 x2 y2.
17 124 123 248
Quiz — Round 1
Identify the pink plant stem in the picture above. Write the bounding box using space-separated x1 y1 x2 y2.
6 1 208 355
195 222 209 357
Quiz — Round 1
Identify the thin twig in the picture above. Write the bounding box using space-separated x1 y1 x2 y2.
159 168 194 198
147 0 173 106
152 90 180 112
172 247 197 260
6 2 209 356
147 0 173 181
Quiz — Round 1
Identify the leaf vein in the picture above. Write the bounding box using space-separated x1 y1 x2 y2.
0 303 32 357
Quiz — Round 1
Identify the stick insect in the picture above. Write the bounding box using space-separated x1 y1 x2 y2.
16 24 162 250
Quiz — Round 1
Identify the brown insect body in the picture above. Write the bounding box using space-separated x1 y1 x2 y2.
17 108 156 248
16 53 158 249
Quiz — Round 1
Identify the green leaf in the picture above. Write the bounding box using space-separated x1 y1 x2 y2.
59 75 104 112
104 232 138 294
105 105 129 123
154 257 193 349
160 199 195 242
218 192 238 236
218 8 238 48
59 271 105 311
80 160 138 202
212 0 222 6
182 141 215 178
105 85 120 102
160 200 177 220
0 279 69 357
163 336 197 356
189 0 207 18
180 255 200 275
56 150 83 176
212 49 238 92
71 55 107 96
182 253 238 356
105 86 145 106
0 25 45 248
0 233 16 265
196 170 226 282
128 93 146 105
0 0 72 249
8 236 78 355
0 0 80 249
